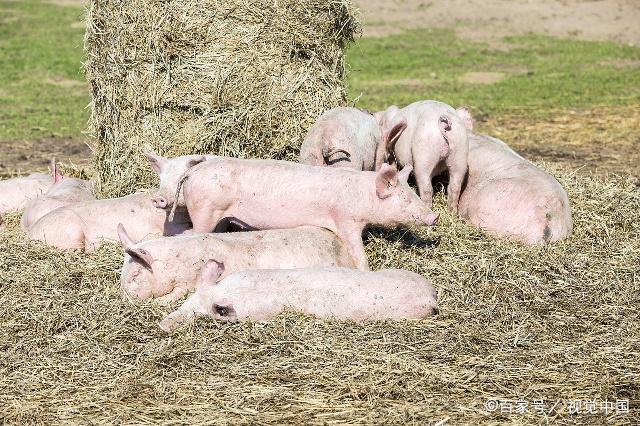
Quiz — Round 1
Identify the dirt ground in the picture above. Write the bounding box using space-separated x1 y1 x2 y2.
0 138 92 178
353 0 640 46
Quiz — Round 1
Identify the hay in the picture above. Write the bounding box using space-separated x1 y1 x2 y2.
476 105 640 179
1 165 638 423
84 0 360 197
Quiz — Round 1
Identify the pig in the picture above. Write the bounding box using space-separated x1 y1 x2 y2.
144 150 216 210
299 107 407 171
118 224 357 303
375 101 471 213
159 261 439 331
0 172 53 215
178 157 439 270
21 165 95 230
458 128 573 244
28 192 192 251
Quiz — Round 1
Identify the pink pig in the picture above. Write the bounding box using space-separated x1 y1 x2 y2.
299 107 407 171
118 224 356 303
0 172 53 215
458 125 572 244
144 150 216 210
376 101 471 213
21 164 95 230
159 261 439 331
178 158 439 270
28 192 191 251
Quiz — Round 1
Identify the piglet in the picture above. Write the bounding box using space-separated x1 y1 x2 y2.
21 163 95 230
299 107 407 171
28 193 191 251
119 224 356 303
178 158 438 270
0 172 53 215
458 118 572 244
376 101 471 213
159 261 438 331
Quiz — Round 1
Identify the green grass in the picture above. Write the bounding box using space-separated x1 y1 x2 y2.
1 1 639 142
347 29 640 115
0 0 89 141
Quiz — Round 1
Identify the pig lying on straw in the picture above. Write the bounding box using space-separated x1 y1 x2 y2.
118 224 356 303
159 260 439 331
21 162 95 230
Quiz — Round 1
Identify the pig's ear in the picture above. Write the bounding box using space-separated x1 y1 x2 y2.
118 223 154 269
398 164 413 183
201 259 225 286
51 159 64 183
186 156 207 169
383 120 407 159
375 163 399 199
143 150 168 174
125 247 154 271
456 107 474 131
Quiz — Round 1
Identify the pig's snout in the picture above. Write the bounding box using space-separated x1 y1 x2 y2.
152 196 168 209
425 212 439 226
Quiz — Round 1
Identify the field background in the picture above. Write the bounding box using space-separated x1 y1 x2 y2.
0 0 638 179
0 0 639 424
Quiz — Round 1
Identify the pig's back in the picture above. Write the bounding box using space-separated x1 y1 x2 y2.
44 179 94 202
21 179 95 229
190 157 368 212
221 226 356 270
170 226 355 271
223 267 437 321
322 108 379 169
200 156 361 182
0 174 52 212
394 101 459 166
69 193 168 242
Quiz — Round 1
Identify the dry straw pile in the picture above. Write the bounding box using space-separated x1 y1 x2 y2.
1 166 638 423
85 0 359 197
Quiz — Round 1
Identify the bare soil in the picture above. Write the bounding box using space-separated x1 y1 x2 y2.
353 0 640 46
0 137 92 178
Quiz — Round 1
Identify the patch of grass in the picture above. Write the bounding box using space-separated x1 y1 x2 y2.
0 0 89 141
347 29 640 115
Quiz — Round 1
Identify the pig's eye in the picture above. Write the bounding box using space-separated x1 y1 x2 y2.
214 304 229 316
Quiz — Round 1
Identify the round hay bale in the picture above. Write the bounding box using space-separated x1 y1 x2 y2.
85 0 360 197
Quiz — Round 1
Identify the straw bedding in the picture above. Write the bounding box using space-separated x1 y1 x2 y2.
1 165 638 423
84 0 359 197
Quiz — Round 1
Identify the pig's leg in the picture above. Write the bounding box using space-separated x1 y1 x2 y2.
190 209 225 233
445 142 469 214
412 150 440 209
159 294 206 332
155 287 189 305
335 224 369 271
446 167 465 214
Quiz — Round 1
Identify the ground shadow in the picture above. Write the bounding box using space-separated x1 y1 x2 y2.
364 226 440 249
